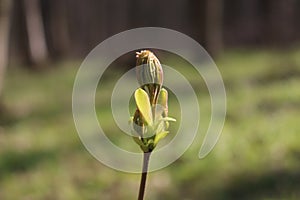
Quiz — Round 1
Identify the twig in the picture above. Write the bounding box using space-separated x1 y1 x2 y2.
138 152 151 200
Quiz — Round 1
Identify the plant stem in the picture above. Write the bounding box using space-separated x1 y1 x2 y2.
138 152 151 200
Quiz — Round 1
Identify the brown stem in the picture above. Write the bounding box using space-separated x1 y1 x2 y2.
138 152 151 200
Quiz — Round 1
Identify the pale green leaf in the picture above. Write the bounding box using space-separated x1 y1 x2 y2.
154 131 169 145
160 117 176 122
158 88 168 107
134 88 153 126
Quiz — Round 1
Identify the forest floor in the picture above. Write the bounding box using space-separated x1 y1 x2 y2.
1 48 300 200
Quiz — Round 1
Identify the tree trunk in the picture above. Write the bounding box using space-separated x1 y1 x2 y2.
267 0 296 46
23 0 48 66
0 0 12 97
205 0 223 57
41 0 70 60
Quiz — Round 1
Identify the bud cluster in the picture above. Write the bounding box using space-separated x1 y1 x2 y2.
130 50 176 152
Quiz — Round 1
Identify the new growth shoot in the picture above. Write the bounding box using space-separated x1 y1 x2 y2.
129 50 176 200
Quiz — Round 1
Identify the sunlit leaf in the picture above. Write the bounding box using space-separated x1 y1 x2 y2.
154 131 169 145
134 88 153 126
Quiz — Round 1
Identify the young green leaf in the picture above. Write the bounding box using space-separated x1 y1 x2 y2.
160 117 176 122
154 131 169 146
158 88 168 117
134 88 153 126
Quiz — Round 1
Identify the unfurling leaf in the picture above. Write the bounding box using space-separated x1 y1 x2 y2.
158 88 168 117
160 117 176 122
134 88 153 126
154 131 169 146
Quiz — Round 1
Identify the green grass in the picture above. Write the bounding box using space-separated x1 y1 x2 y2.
1 49 300 199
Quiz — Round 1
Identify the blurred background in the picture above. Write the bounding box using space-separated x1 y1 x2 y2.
1 0 300 199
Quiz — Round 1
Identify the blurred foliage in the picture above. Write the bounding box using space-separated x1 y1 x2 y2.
1 49 300 199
